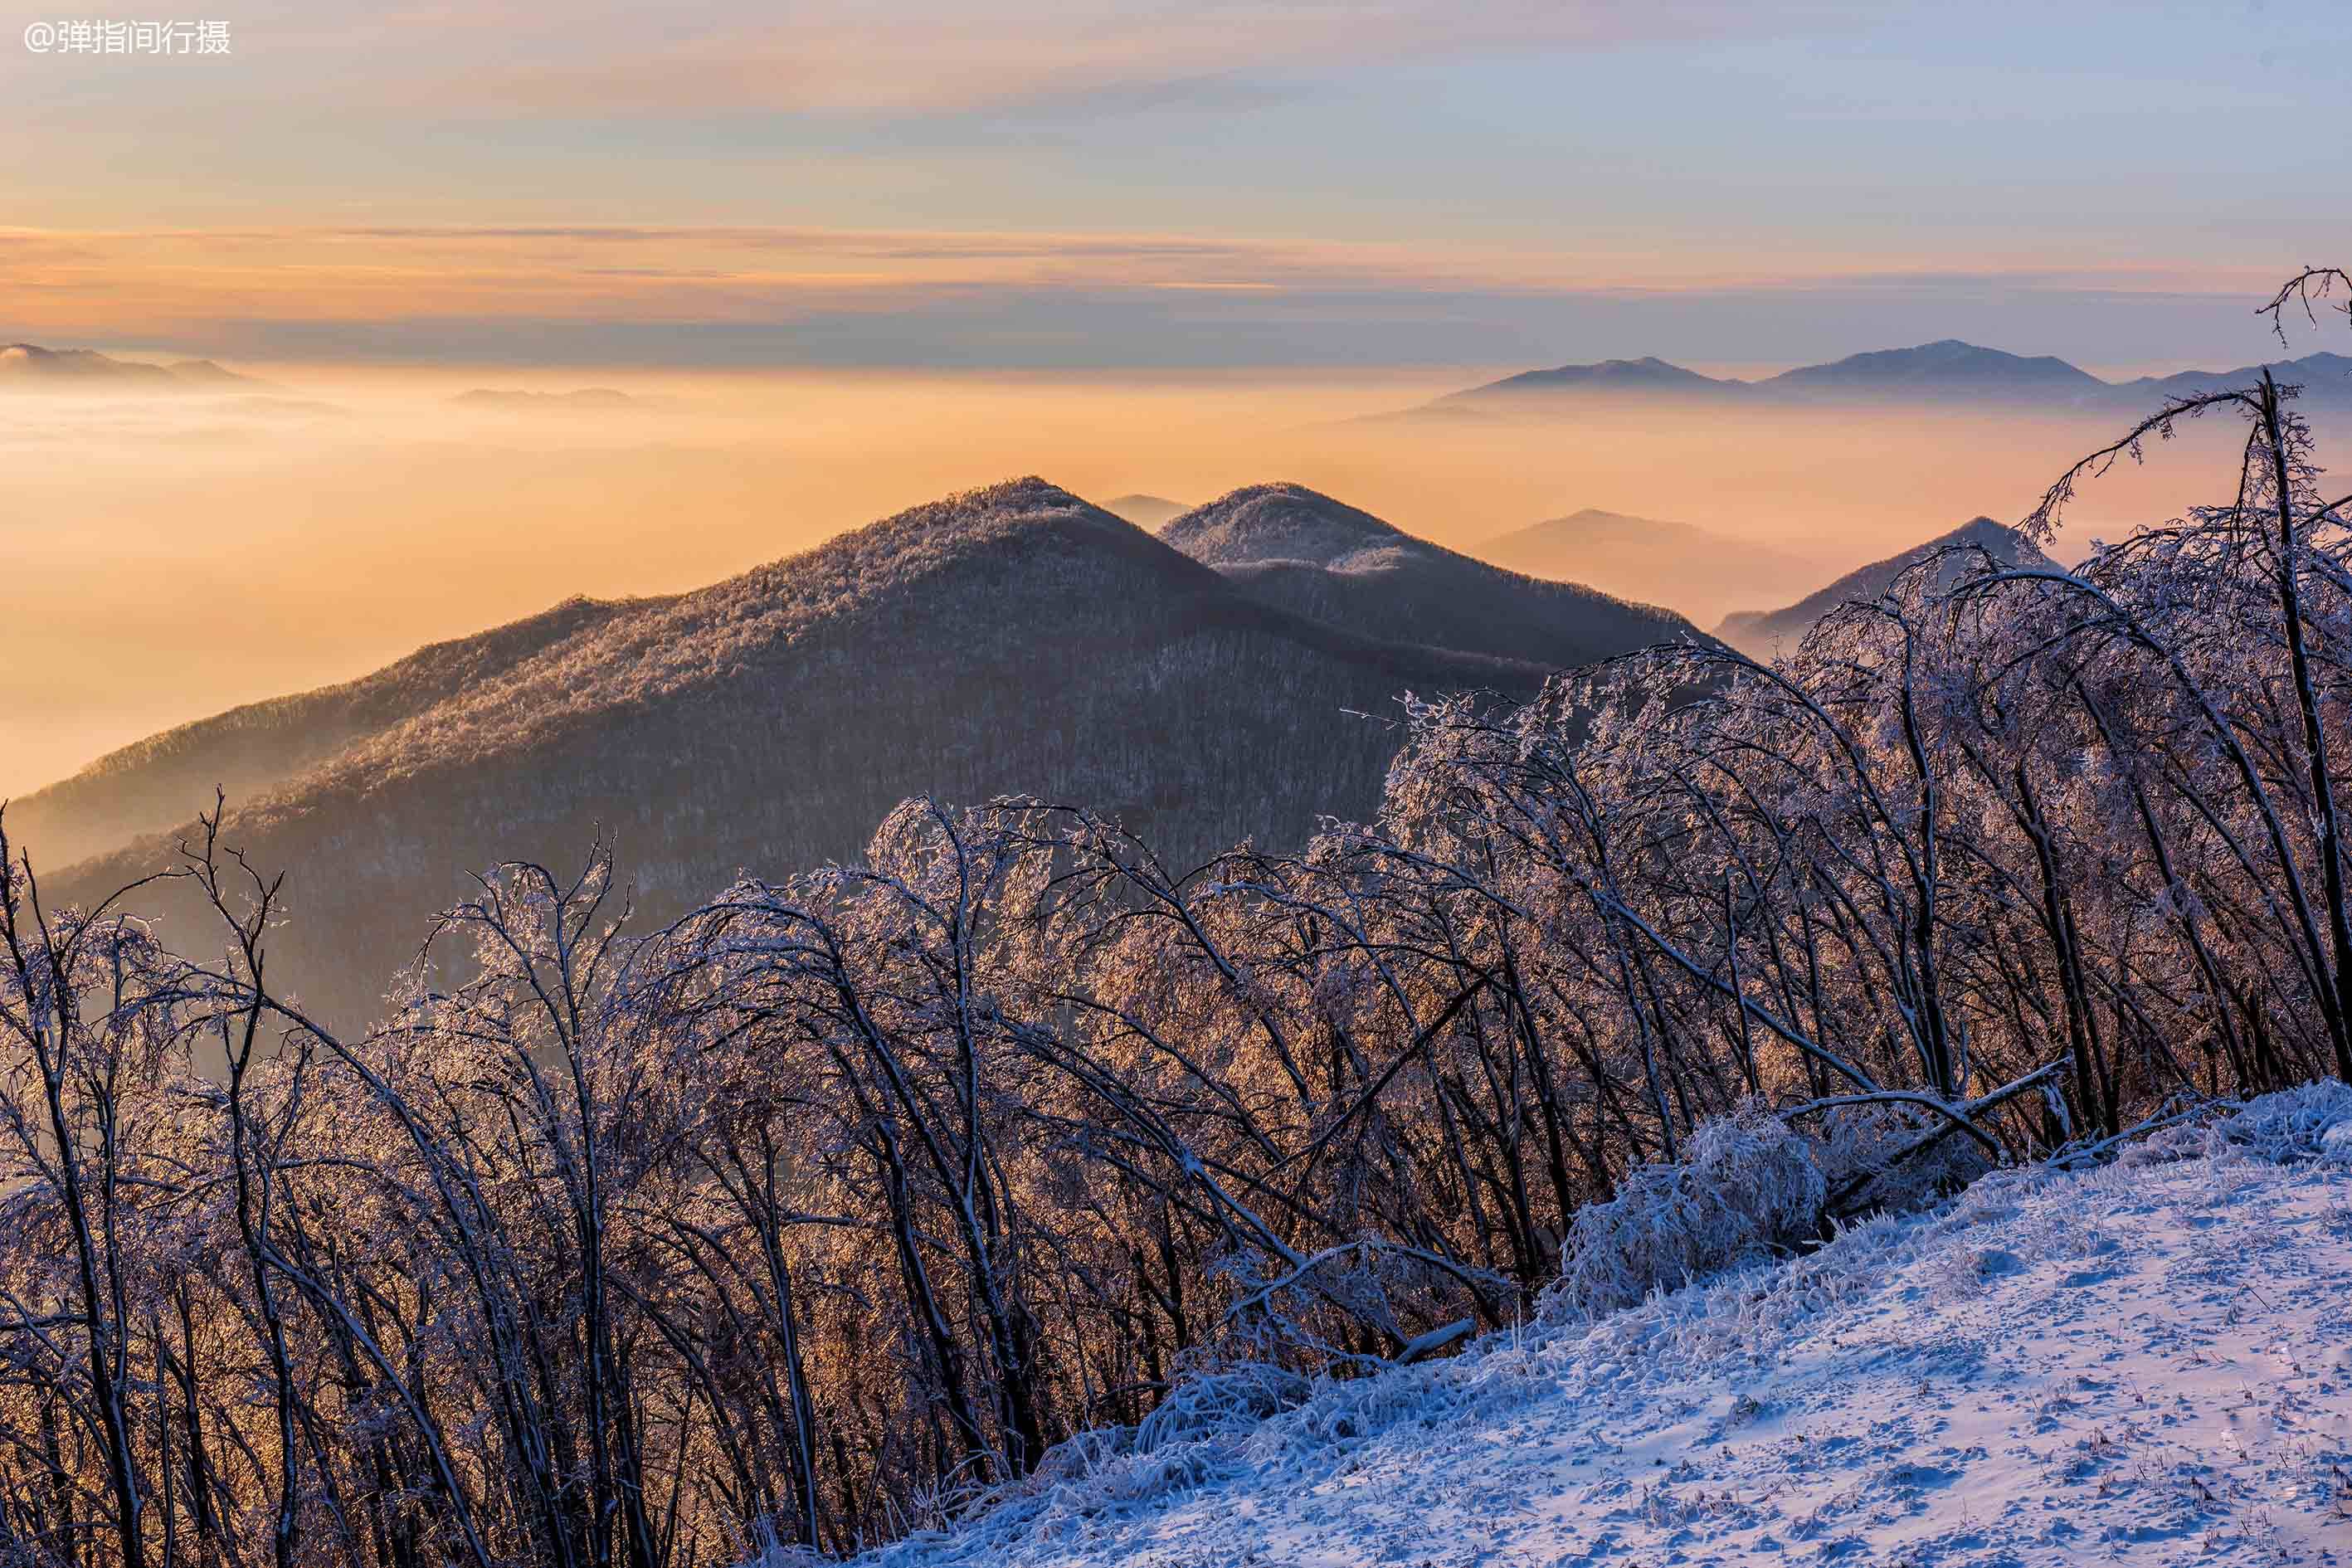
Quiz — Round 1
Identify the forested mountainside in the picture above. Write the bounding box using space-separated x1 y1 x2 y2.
44 478 1555 1026
1161 482 1705 668
7 595 651 868
1716 515 2053 655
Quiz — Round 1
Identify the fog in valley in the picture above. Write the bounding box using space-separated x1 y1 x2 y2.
4 361 2279 803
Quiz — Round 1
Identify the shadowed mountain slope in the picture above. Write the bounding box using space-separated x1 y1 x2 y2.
1715 516 2053 655
8 596 653 869
44 479 1553 1026
1161 483 1706 669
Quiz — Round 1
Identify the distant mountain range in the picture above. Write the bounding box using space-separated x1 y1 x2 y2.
1761 340 2105 398
1398 342 2352 416
1451 356 1742 401
0 343 263 390
1478 508 1819 626
27 478 1701 1026
452 387 641 409
1103 493 1190 528
1714 516 2053 655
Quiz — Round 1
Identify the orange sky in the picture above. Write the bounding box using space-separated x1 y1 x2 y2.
5 2 2348 368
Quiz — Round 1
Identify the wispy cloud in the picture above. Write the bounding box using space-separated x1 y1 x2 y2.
462 0 1852 116
0 223 2291 367
0 0 1865 119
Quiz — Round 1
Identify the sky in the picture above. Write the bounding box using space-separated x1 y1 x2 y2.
3 0 2348 370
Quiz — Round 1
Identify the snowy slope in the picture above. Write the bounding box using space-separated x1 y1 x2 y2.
830 1087 2352 1568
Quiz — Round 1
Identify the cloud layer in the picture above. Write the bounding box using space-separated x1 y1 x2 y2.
0 222 2292 368
2 0 1858 118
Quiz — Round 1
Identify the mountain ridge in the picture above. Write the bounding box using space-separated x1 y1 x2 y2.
1478 508 1819 625
6 594 656 869
0 342 262 389
1158 482 1707 669
36 476 1585 1025
1160 481 1411 567
1715 515 2053 654
1403 341 2352 417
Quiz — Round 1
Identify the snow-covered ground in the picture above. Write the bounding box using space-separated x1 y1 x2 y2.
842 1086 2352 1568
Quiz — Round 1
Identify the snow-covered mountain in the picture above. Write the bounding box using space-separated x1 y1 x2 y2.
803 1084 2352 1568
1717 516 2053 655
36 478 1573 1025
1160 483 1707 669
1159 481 1411 567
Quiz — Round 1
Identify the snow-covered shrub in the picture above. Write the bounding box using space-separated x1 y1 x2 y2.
1136 1361 1315 1453
1814 1101 1993 1215
2203 1079 2352 1163
1541 1108 1827 1322
2116 1117 2214 1167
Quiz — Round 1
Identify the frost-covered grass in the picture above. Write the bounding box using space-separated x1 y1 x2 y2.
791 1083 2352 1568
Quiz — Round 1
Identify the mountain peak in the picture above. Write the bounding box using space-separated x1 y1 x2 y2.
1160 482 1410 568
1717 515 2053 652
762 476 1182 600
0 342 257 388
850 474 1112 540
1103 492 1190 528
2126 349 2352 405
163 358 249 382
962 473 1088 511
1445 356 1736 402
1948 514 2017 541
1762 340 2104 396
1477 507 1819 625
35 475 1585 1024
0 343 149 374
453 386 635 408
